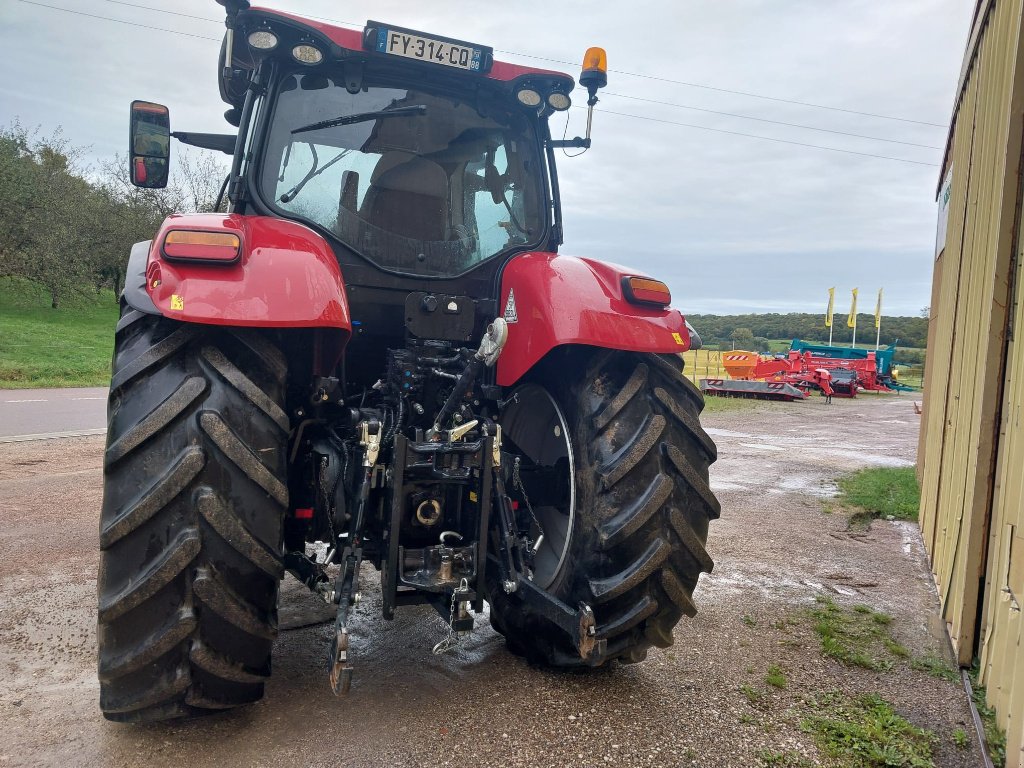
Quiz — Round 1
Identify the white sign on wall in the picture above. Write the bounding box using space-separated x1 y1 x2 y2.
935 166 953 258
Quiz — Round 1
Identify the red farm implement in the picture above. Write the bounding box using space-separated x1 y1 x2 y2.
702 347 894 401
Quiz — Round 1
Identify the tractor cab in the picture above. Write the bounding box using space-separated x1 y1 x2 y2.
131 6 606 275
130 3 610 384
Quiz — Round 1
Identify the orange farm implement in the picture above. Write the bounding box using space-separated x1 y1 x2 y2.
700 347 894 401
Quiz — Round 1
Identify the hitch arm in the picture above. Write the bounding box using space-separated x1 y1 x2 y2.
487 555 604 662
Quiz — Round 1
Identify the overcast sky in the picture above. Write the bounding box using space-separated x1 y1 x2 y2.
2 0 970 316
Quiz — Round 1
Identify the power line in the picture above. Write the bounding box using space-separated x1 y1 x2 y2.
601 92 943 150
598 69 946 129
15 0 943 166
15 0 219 41
89 0 945 130
577 106 940 167
491 47 945 128
100 0 221 24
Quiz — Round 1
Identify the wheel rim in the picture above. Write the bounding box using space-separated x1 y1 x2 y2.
500 384 575 589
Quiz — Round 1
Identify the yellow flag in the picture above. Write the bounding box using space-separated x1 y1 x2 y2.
824 287 835 328
847 288 858 328
874 288 883 329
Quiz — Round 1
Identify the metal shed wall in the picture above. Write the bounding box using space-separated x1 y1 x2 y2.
919 0 1024 761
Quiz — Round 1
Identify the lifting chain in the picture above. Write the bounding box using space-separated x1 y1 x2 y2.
432 578 470 655
512 456 544 550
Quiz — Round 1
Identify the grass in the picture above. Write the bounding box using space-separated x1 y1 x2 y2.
837 466 920 522
810 597 904 671
740 684 763 704
802 693 935 768
757 749 814 767
766 665 788 689
0 278 118 388
909 654 959 683
700 394 764 413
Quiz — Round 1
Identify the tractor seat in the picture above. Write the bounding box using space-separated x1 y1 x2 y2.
360 152 449 243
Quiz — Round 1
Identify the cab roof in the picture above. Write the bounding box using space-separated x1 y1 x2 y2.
220 6 576 107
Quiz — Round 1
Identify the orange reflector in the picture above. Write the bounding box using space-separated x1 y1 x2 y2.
162 230 241 262
133 100 168 114
624 276 671 307
582 47 607 74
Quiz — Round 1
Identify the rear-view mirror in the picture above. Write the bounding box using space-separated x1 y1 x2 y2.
129 100 170 189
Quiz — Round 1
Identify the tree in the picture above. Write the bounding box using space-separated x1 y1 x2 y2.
176 146 230 214
730 327 755 349
0 121 224 307
0 124 97 307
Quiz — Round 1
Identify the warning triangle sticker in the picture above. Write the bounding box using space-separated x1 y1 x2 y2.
503 289 518 323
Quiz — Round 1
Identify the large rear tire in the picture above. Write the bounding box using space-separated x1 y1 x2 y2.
489 350 719 666
97 307 289 722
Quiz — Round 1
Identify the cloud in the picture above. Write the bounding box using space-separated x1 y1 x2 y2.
1 0 968 316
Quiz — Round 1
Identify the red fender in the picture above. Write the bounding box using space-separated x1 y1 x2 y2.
496 252 692 386
145 213 351 361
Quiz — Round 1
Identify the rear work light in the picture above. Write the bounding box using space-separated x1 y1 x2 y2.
162 230 241 262
623 276 671 307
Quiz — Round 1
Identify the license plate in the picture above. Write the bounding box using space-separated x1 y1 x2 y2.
370 24 488 72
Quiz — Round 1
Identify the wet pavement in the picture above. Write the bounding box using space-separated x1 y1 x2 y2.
0 394 984 767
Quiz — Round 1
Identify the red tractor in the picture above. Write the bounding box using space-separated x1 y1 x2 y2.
99 0 719 722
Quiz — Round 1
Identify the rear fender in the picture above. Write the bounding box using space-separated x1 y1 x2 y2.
125 213 351 366
496 252 693 386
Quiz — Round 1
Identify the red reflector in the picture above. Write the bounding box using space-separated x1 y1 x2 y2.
134 157 147 184
623 276 671 307
295 507 314 519
511 501 519 510
162 230 241 262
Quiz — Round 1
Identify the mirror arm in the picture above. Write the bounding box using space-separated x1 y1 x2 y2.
548 94 598 150
171 132 237 155
548 137 591 149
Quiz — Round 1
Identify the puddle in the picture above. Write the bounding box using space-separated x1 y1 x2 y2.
704 427 753 439
710 480 749 491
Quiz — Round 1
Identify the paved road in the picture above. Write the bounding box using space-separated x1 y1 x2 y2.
0 387 107 441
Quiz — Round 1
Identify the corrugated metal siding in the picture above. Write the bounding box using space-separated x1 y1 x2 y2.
920 0 1024 762
980 249 1024 760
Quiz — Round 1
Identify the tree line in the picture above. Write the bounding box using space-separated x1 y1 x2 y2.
0 122 227 308
689 312 929 350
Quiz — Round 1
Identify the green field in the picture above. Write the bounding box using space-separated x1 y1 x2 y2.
0 278 118 388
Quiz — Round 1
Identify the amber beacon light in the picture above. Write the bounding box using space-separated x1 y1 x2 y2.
580 47 608 94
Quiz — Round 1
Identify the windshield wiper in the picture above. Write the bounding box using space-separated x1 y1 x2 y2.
280 146 352 203
291 105 427 135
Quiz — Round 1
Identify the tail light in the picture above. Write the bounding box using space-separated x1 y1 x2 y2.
162 230 241 263
623 276 671 307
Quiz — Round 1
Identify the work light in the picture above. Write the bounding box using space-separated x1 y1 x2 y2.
516 88 542 107
547 92 571 111
292 44 323 65
247 30 278 51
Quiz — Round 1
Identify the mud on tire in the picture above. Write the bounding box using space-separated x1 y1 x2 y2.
97 306 289 722
489 350 720 666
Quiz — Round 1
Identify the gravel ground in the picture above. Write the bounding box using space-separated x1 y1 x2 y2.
0 394 985 767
